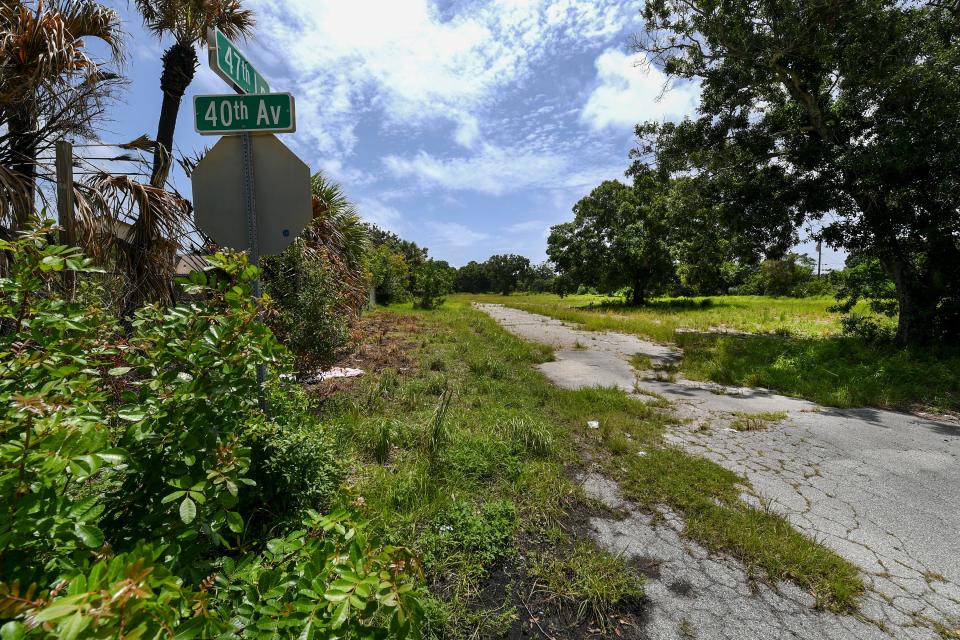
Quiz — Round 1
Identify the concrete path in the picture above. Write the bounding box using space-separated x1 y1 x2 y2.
477 303 960 640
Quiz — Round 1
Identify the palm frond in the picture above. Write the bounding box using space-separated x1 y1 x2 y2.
0 165 32 234
135 0 254 45
117 134 157 152
273 171 374 316
73 173 191 305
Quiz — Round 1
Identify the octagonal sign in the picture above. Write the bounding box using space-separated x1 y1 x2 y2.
192 134 311 256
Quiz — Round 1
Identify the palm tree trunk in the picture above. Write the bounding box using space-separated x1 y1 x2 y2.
122 40 197 319
151 41 198 188
7 104 38 231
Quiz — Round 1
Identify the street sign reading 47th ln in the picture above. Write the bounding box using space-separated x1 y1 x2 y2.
194 93 296 135
208 28 270 95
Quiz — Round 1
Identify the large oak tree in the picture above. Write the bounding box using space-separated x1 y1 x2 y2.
548 174 674 305
633 0 960 345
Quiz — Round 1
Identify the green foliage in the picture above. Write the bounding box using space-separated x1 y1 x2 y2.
548 174 674 305
0 228 118 581
838 314 896 343
370 244 412 304
520 262 556 293
453 260 491 293
0 227 423 638
484 253 531 296
250 420 343 523
420 500 516 574
211 510 424 639
454 257 554 295
732 254 816 297
678 331 960 412
634 0 960 345
101 251 282 558
262 238 351 372
831 254 898 318
413 260 454 310
367 225 429 304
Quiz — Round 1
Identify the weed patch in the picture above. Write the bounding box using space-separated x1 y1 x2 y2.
729 411 789 432
316 304 645 636
529 542 645 627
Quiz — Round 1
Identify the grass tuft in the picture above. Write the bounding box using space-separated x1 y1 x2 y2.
729 411 789 432
530 542 645 628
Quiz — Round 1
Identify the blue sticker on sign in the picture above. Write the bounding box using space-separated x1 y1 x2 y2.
283 229 290 237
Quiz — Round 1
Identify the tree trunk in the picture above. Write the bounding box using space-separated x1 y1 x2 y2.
886 255 938 347
845 183 942 348
631 275 646 306
7 105 38 230
122 41 197 319
151 41 198 188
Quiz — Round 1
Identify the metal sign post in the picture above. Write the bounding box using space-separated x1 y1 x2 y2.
239 131 266 411
192 29 313 415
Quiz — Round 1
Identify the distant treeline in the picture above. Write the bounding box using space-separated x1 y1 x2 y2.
450 248 852 300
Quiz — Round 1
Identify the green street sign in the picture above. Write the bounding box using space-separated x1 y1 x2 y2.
207 28 270 94
194 93 296 135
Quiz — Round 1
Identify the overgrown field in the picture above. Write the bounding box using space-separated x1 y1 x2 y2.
318 301 864 637
462 293 960 413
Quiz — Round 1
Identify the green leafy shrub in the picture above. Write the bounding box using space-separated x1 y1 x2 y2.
0 226 423 638
420 500 516 573
839 314 896 343
413 260 453 310
370 244 412 304
262 238 352 372
251 421 343 521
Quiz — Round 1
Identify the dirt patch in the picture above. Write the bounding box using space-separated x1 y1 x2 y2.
667 579 693 597
307 312 421 397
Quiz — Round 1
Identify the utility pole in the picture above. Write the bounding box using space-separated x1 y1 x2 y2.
55 140 77 296
817 238 823 278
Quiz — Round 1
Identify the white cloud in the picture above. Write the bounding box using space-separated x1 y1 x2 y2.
318 159 376 186
454 115 482 149
581 48 700 131
383 143 626 197
383 144 569 195
506 219 548 234
357 198 405 232
248 0 640 155
428 221 490 248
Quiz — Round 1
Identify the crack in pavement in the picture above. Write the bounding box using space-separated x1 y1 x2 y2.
476 303 960 639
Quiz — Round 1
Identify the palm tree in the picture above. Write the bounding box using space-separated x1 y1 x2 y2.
0 0 123 231
304 172 371 313
134 0 254 188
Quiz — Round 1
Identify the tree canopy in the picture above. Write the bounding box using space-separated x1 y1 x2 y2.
632 0 960 345
547 174 673 305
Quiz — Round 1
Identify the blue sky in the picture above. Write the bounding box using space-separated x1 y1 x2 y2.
101 0 842 269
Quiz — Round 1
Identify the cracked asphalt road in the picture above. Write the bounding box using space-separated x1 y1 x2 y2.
477 303 960 639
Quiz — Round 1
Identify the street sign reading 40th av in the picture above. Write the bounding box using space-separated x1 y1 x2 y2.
194 93 296 135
